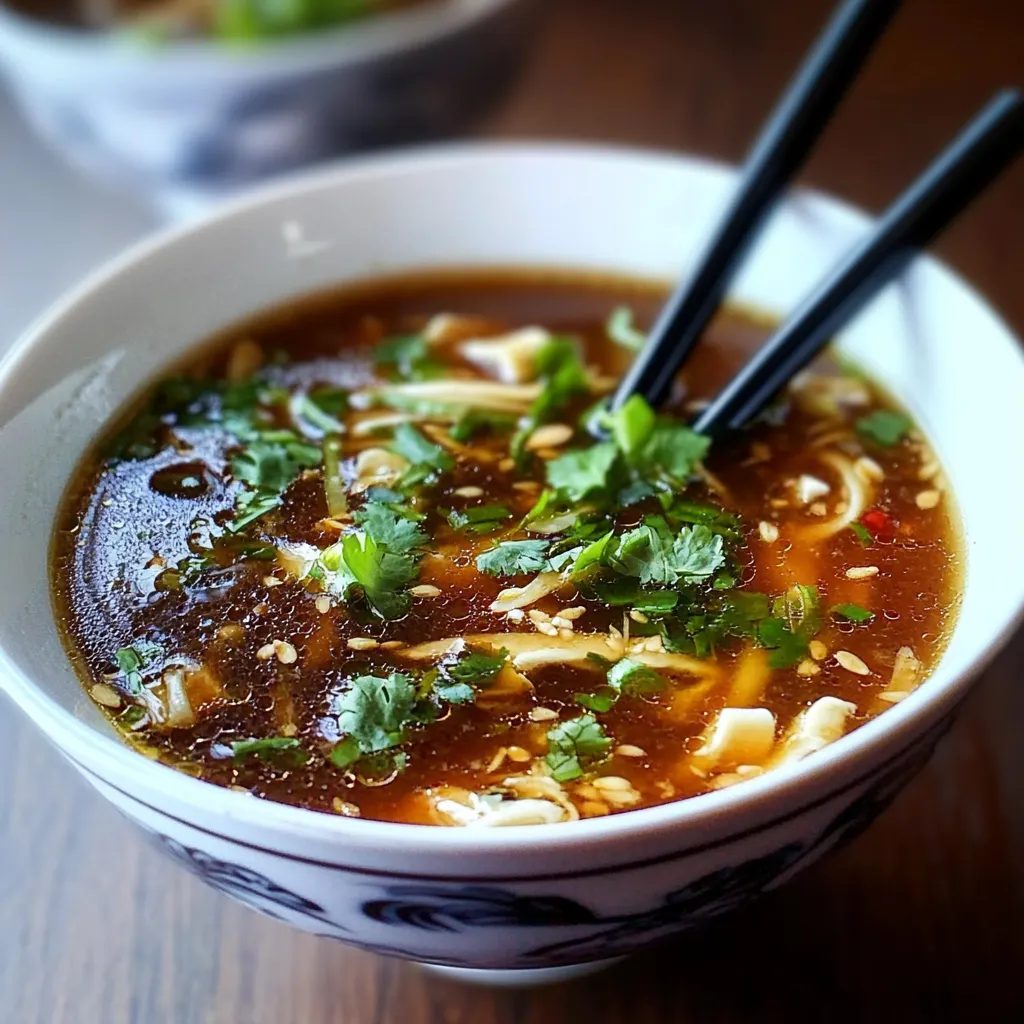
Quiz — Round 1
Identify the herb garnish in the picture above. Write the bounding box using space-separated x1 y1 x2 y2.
576 657 666 713
832 603 874 623
114 641 163 695
606 306 647 351
545 715 612 781
446 505 513 534
856 409 912 447
430 646 510 705
476 539 552 577
374 333 443 382
389 422 454 489
331 672 420 770
230 736 305 763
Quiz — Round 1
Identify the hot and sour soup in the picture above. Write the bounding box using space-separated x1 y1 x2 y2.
52 272 960 826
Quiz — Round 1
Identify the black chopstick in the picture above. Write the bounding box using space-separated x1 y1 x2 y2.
692 88 1024 439
609 0 902 415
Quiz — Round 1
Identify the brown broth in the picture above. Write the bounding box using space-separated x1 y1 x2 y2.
51 270 961 825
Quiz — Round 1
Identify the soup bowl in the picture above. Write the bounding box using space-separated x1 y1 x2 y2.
1 145 1023 984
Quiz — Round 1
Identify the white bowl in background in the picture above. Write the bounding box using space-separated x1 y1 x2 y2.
0 0 538 215
1 144 1022 983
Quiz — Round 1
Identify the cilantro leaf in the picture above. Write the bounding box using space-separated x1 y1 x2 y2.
849 521 874 546
511 338 589 460
545 715 612 781
114 641 163 695
607 394 655 457
636 422 710 484
389 423 454 488
757 617 809 669
374 333 443 382
332 672 419 769
320 532 418 620
856 409 912 446
446 505 512 534
606 306 647 351
772 584 822 637
449 409 517 443
355 502 427 553
576 656 666 713
230 736 304 763
432 646 509 704
607 521 724 586
832 603 875 623
476 539 551 577
228 435 322 531
546 442 618 502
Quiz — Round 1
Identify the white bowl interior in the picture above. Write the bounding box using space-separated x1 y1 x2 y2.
1 146 1022 827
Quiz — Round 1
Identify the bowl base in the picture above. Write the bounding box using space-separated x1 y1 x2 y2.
418 957 625 988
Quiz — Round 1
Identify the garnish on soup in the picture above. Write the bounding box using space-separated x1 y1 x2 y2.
52 272 960 825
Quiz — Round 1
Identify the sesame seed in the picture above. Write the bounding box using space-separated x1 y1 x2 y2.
558 628 575 640
410 584 441 598
498 457 515 472
846 566 879 580
513 481 541 492
796 659 820 677
506 608 526 622
380 640 404 650
550 616 573 629
629 609 649 623
758 521 779 543
263 576 283 587
507 746 532 763
809 639 828 661
593 775 633 792
90 683 122 708
273 641 298 664
256 644 276 661
878 691 909 703
835 650 870 676
536 622 558 637
347 638 379 651
529 707 558 722
281 723 298 738
525 423 573 450
528 609 551 624
559 606 586 620
615 744 647 758
453 486 484 498
915 489 941 510
315 596 331 615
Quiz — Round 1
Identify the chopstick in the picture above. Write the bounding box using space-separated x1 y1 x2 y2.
692 88 1024 439
610 0 902 414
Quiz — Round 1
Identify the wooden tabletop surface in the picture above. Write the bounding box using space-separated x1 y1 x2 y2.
3 1 1024 1020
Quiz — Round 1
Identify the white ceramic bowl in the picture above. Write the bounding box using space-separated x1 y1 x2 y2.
2 145 1023 983
0 0 537 214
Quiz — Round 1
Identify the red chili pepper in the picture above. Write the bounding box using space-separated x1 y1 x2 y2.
861 508 896 539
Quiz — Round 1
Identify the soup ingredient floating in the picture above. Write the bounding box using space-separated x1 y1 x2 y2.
53 273 960 825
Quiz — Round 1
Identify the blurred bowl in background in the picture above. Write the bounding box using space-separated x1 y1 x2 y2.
0 0 539 216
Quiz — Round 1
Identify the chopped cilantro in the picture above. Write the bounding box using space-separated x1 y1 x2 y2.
607 394 655 457
850 521 874 546
354 502 427 552
606 306 647 351
511 338 589 461
292 390 346 436
757 617 809 669
228 435 322 531
476 539 551 577
545 715 612 781
576 657 666 713
432 646 509 704
389 423 454 488
606 519 725 586
114 641 162 694
832 603 875 623
374 333 443 381
446 505 513 534
571 530 615 577
331 672 420 770
230 736 304 763
320 532 418 620
546 442 618 502
449 409 517 443
856 409 913 446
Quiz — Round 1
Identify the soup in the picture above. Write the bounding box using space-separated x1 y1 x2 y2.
51 271 960 826
6 0 434 40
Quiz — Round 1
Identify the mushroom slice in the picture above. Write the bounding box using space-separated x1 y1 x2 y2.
471 799 571 827
459 326 551 383
490 571 568 613
770 696 857 767
692 707 777 772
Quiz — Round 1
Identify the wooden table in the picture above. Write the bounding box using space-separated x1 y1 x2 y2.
3 1 1023 1019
